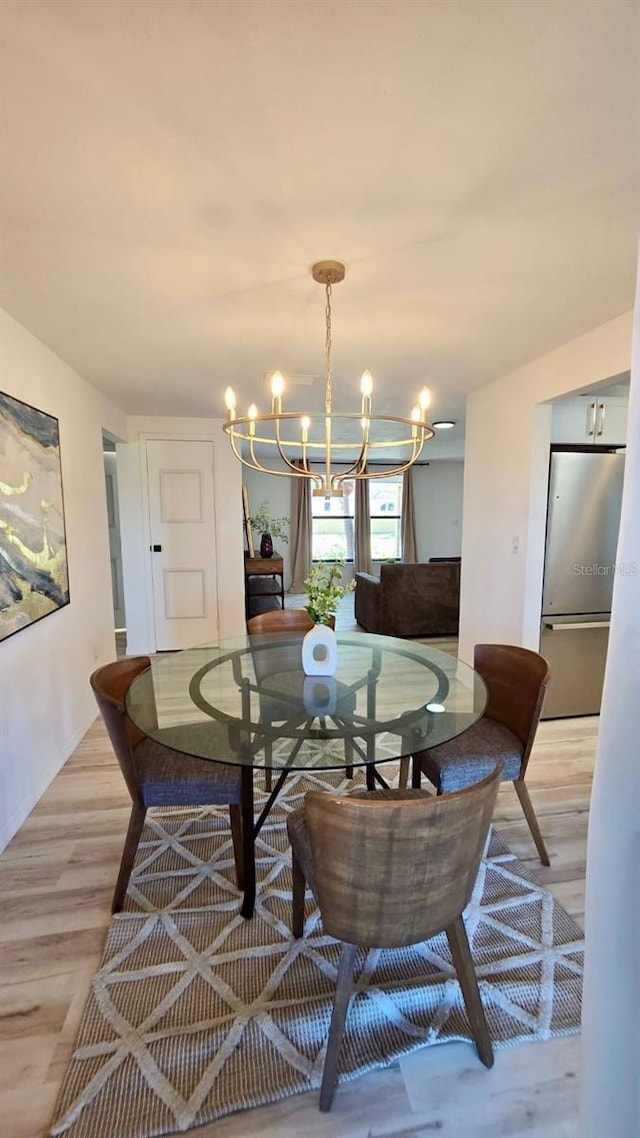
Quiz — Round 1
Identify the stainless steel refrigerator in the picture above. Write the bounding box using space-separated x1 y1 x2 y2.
540 449 626 718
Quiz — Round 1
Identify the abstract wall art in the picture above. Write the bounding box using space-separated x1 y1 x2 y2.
0 391 70 641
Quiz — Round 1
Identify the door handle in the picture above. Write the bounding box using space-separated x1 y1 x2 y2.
544 620 610 631
150 544 162 552
587 401 597 437
596 401 605 437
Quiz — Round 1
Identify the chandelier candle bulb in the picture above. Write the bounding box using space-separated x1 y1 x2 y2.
221 259 435 495
224 386 236 417
270 371 284 414
419 387 431 412
360 370 373 416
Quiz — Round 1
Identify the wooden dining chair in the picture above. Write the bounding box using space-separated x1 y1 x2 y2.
287 763 502 1111
90 657 243 912
247 608 316 635
404 643 551 865
247 609 341 790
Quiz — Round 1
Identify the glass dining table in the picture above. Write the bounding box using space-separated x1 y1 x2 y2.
125 632 487 918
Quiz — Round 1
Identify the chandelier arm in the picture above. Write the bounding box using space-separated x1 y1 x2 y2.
331 436 370 482
339 437 427 482
226 421 323 486
227 428 249 468
248 436 272 475
228 428 309 480
274 418 314 478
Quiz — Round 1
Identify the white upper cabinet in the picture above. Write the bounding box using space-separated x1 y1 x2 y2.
551 396 628 446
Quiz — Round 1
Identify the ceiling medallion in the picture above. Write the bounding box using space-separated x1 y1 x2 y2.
223 260 434 497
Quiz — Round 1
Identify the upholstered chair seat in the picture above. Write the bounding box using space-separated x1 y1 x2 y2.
91 657 243 912
133 736 241 808
421 719 524 794
410 644 552 865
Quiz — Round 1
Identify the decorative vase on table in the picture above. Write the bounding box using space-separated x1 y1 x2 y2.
301 561 354 678
301 619 338 676
260 533 273 558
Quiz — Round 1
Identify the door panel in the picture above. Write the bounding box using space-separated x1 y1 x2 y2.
146 439 218 650
163 569 206 619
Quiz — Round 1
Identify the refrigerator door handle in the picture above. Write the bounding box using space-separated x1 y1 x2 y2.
587 400 597 437
543 620 611 631
596 400 606 437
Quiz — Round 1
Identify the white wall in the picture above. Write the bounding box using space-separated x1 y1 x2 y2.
120 417 245 653
413 461 464 562
459 312 633 663
0 309 127 851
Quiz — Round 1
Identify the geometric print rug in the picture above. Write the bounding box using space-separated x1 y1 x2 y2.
50 769 584 1138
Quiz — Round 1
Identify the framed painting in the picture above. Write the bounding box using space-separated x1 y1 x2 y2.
0 391 70 642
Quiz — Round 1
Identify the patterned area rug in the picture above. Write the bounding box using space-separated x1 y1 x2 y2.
50 770 584 1138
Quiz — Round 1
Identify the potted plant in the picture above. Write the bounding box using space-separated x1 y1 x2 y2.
248 501 289 558
301 561 355 676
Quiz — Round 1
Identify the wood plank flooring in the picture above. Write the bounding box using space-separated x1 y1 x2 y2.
0 603 596 1138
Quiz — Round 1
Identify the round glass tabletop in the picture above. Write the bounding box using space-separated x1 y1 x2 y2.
125 632 487 772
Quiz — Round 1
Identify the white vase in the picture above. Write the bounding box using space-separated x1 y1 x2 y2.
301 623 338 676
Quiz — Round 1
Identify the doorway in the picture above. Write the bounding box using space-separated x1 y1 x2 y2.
103 433 127 657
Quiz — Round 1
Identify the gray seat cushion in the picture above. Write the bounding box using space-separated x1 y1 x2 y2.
133 737 242 808
418 717 523 793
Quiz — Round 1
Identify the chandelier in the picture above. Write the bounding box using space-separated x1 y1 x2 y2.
222 260 434 497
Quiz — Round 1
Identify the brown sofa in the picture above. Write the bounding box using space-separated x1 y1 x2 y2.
354 560 460 637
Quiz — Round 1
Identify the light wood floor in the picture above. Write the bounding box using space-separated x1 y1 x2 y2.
0 605 597 1138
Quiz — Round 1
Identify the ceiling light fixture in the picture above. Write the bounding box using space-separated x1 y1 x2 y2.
432 420 456 430
223 261 435 497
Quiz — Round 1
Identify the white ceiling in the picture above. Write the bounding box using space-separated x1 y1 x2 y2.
1 0 638 460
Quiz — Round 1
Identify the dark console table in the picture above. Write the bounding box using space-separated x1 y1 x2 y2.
244 552 285 620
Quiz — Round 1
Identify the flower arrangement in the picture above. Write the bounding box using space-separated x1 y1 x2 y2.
304 560 355 625
247 501 289 543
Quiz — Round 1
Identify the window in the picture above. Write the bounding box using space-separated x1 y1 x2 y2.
369 476 402 561
311 479 355 561
310 474 403 562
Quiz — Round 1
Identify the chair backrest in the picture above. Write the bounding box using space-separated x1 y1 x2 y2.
474 644 550 773
304 763 502 949
247 610 335 685
90 657 153 803
247 608 323 634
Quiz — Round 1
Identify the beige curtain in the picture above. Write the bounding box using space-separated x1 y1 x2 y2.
289 464 311 592
354 475 371 574
401 468 418 562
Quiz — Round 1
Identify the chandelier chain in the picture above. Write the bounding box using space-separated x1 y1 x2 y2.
325 281 332 414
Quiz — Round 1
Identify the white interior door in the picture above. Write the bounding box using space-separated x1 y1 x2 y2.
146 439 218 651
